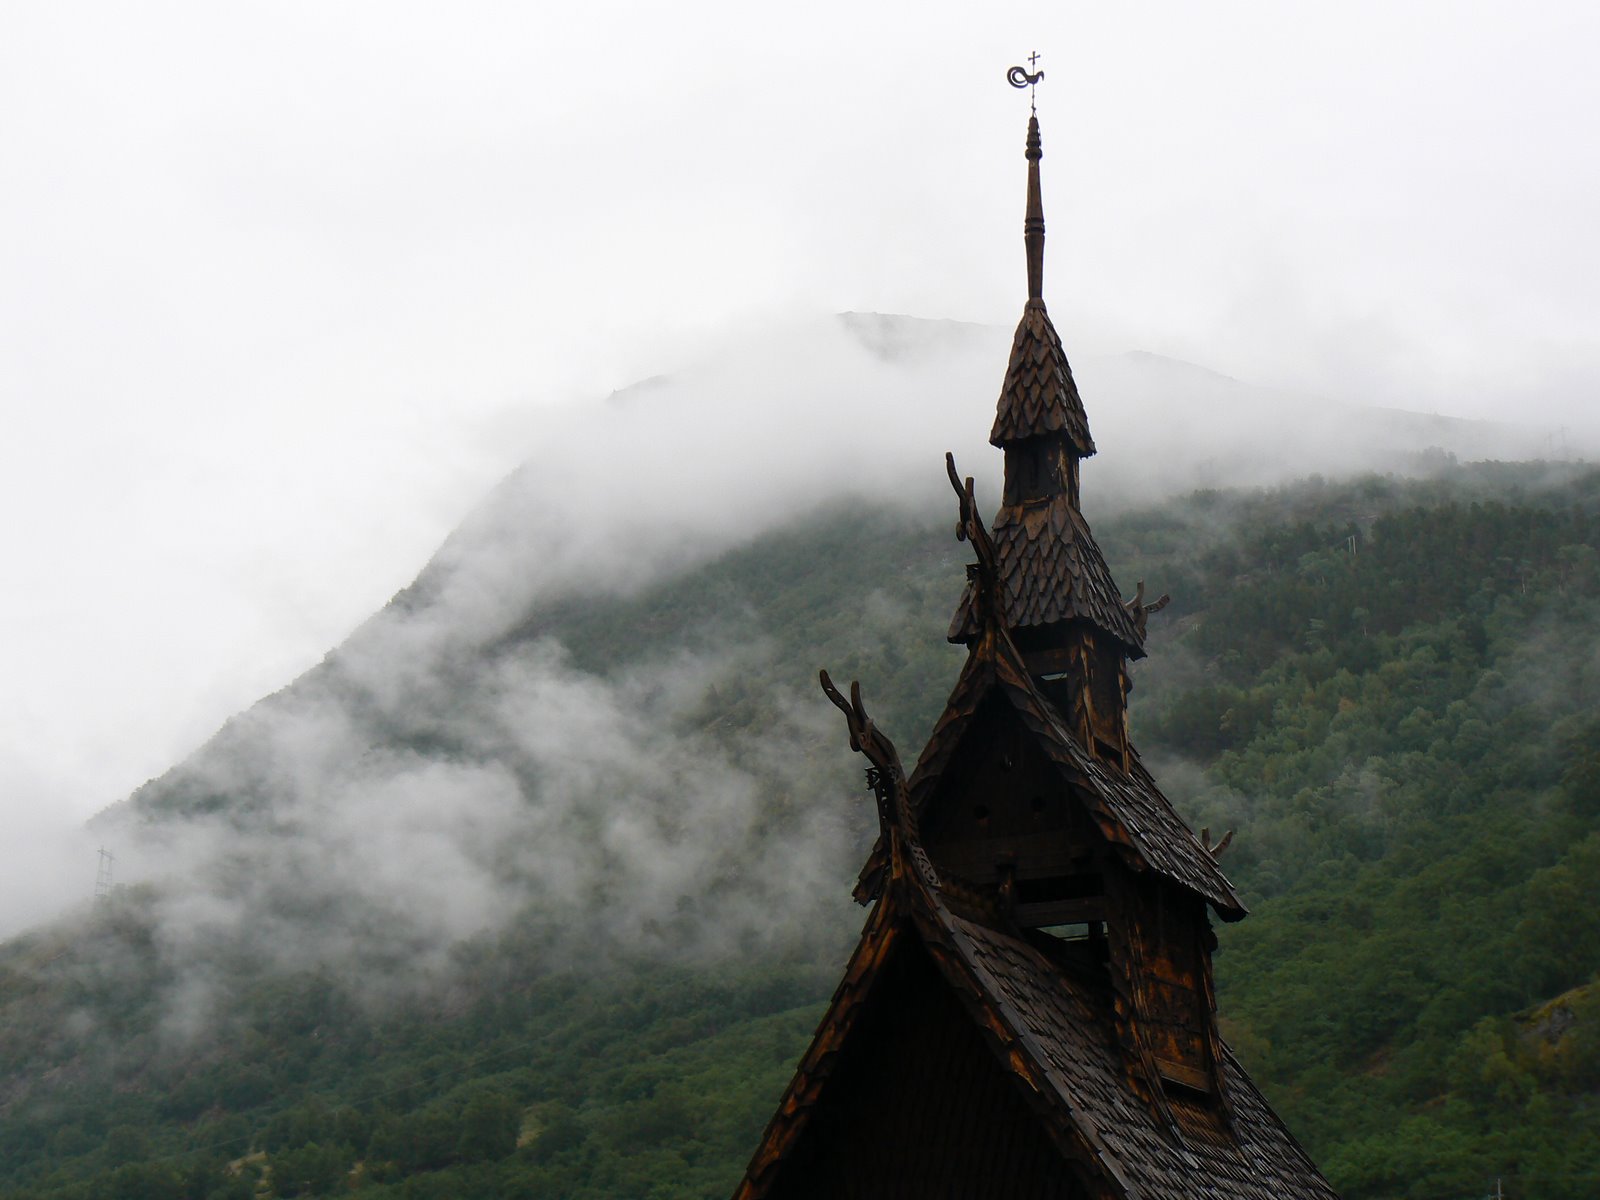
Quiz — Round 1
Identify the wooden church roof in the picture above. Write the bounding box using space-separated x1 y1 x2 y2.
950 112 1145 654
910 624 1244 918
855 613 1244 919
734 857 1334 1200
948 495 1148 651
735 490 1331 1195
989 113 1094 455
990 296 1095 452
732 79 1336 1200
734 611 1333 1198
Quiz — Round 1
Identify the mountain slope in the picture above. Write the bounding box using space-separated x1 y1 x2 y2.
3 460 1599 1199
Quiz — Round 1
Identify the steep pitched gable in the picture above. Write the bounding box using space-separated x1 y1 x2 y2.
736 827 1332 1200
906 625 1244 919
739 897 1104 1200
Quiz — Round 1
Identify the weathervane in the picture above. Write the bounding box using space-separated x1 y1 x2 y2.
1007 51 1044 113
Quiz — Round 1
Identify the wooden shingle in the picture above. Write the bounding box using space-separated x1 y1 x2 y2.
990 299 1096 453
949 493 1147 653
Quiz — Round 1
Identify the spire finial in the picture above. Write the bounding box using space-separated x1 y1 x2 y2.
1008 57 1047 301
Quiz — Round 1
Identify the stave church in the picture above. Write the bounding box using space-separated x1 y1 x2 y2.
730 83 1341 1200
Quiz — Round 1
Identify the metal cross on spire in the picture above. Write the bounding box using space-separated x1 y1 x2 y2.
1007 52 1044 113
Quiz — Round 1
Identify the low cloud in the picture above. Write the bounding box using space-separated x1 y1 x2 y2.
90 627 865 1033
14 312 1587 1034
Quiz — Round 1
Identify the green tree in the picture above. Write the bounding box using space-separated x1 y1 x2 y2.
456 1094 520 1164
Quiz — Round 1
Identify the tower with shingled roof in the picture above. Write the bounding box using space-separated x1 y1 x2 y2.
731 76 1340 1200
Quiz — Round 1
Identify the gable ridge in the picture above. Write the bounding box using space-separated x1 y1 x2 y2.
903 625 1245 919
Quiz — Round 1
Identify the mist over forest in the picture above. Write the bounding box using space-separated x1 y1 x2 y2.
13 311 1565 949
18 314 1570 971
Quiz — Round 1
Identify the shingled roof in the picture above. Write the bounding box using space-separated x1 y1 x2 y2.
949 493 1147 651
852 608 1245 925
961 108 1143 654
938 905 1339 1200
920 623 1242 918
735 845 1331 1200
990 299 1095 452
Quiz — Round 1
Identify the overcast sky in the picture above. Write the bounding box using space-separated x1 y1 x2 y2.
2 0 1597 844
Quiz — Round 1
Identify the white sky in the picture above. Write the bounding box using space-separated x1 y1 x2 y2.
2 1 1597 838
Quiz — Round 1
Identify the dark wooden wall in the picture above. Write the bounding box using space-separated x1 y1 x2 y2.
766 940 1092 1200
921 700 1099 890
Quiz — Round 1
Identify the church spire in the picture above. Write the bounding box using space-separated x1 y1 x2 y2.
987 111 1095 456
954 81 1148 760
732 70 1336 1200
1025 114 1045 301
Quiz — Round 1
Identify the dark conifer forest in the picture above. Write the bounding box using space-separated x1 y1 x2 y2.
3 462 1599 1200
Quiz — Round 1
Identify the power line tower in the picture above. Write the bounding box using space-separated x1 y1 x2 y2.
94 847 116 908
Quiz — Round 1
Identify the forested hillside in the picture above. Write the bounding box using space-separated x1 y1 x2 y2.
2 462 1598 1200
